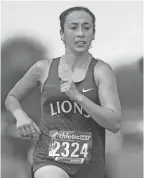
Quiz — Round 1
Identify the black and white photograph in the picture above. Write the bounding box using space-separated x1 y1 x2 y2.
1 1 143 178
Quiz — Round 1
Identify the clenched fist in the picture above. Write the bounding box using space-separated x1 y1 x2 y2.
15 113 41 140
60 79 81 101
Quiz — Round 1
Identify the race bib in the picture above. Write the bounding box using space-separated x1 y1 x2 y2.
48 130 92 164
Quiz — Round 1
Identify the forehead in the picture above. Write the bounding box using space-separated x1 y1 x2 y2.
65 10 93 24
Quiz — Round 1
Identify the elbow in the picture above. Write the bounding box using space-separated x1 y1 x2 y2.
111 115 121 134
5 94 11 110
111 124 120 134
5 94 9 106
5 93 18 110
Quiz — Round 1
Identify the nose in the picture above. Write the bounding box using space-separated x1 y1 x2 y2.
77 27 84 37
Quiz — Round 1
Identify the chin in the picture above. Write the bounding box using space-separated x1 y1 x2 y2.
74 47 88 53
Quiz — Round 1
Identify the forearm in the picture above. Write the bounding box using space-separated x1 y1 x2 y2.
76 94 121 133
5 95 29 121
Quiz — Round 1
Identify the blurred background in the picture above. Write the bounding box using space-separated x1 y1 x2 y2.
1 1 143 178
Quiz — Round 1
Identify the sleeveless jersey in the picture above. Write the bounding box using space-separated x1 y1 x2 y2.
34 57 105 178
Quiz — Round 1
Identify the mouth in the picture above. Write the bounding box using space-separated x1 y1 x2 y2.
75 41 86 45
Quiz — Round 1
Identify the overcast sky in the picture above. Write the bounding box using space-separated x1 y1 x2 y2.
1 1 143 66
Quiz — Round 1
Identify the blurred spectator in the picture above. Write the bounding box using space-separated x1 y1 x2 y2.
1 36 48 112
1 36 48 178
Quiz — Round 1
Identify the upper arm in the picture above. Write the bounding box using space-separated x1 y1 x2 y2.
94 61 121 117
8 60 46 101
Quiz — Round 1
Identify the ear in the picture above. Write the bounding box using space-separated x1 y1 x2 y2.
60 29 64 42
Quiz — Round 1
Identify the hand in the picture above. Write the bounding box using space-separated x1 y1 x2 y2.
16 117 41 140
60 79 80 101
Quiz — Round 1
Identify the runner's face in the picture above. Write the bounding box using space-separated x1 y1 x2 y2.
61 10 95 54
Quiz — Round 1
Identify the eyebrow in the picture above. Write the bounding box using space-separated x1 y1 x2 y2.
69 22 91 25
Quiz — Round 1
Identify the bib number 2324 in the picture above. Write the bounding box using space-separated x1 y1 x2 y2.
48 130 92 164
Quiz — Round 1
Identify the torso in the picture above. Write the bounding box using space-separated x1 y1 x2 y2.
34 56 105 178
40 57 101 132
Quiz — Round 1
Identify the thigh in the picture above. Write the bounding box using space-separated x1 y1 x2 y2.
34 165 70 178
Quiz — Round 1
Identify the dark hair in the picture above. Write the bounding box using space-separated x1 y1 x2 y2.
59 6 96 34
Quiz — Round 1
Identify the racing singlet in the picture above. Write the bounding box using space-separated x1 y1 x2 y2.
34 57 105 178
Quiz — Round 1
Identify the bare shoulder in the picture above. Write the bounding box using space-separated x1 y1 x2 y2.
34 58 53 70
26 58 53 83
94 59 113 73
94 59 115 85
32 58 53 74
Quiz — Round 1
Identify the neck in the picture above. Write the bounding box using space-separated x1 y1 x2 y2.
64 49 91 70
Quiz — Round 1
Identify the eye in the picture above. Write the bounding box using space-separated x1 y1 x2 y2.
70 26 77 30
83 26 90 30
84 27 90 30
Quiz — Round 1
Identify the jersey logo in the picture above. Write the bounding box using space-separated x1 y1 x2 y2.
51 132 59 138
82 88 93 92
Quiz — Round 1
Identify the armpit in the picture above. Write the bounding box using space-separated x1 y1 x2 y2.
38 58 54 92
